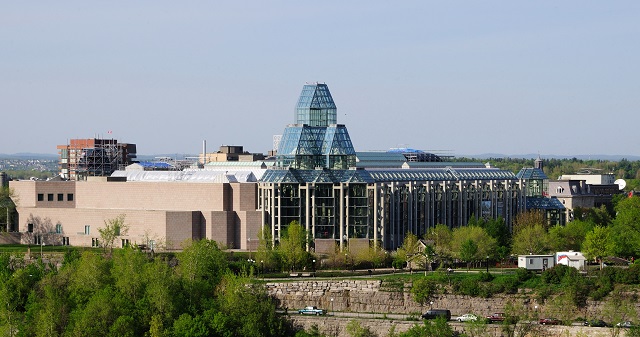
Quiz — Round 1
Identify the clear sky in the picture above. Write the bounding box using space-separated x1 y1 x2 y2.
1 1 639 157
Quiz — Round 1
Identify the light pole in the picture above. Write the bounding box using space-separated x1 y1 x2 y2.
330 298 334 314
312 259 316 275
486 255 489 273
261 260 264 279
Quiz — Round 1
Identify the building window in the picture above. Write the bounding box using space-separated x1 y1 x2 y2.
47 194 54 201
34 235 42 245
37 194 44 201
67 194 74 201
92 238 99 247
56 223 62 234
84 225 90 235
62 237 70 246
57 193 64 201
121 239 130 247
28 223 34 233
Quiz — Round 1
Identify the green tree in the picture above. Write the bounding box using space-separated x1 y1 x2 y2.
99 214 129 254
177 239 228 312
511 224 549 255
451 226 496 263
278 221 309 272
255 225 277 271
411 278 436 306
582 225 612 269
426 224 453 262
459 239 478 270
214 274 293 337
548 219 592 252
397 233 421 271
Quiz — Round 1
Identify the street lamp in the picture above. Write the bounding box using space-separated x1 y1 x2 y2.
312 259 316 274
330 298 334 314
261 260 264 279
486 255 490 273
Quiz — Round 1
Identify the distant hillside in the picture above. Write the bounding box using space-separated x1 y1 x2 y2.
458 153 640 161
0 153 58 160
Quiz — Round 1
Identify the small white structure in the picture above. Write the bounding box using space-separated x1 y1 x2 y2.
556 251 587 271
518 255 555 271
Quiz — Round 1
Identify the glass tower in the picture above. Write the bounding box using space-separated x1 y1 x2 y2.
277 83 356 169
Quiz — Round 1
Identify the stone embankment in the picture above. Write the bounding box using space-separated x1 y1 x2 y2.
267 279 627 337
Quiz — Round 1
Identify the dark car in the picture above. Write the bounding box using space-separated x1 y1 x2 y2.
486 312 506 323
421 309 451 321
539 318 560 325
585 319 608 327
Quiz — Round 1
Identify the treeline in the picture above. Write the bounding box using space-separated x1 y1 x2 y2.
453 157 640 184
394 195 640 284
0 240 300 337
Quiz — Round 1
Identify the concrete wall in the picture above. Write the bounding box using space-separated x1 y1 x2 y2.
9 179 262 249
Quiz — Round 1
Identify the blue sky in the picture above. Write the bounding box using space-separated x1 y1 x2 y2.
1 2 639 157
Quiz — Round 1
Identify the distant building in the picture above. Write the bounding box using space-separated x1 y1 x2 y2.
57 138 137 180
516 157 566 227
199 145 265 164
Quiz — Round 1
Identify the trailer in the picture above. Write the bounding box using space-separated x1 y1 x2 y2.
518 255 555 272
556 251 586 271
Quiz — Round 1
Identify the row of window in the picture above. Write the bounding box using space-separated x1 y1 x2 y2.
37 193 74 202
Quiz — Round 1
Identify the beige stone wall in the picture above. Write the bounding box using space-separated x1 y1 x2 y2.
9 179 262 249
74 181 231 211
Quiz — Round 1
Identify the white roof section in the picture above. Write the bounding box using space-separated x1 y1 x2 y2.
111 169 258 183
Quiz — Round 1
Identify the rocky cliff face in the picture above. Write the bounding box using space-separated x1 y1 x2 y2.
266 279 621 318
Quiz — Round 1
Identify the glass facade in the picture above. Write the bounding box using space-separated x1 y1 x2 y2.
259 83 528 251
277 83 356 170
295 83 337 126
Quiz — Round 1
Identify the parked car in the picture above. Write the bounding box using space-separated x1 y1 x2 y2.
421 309 452 321
457 314 478 322
539 318 561 325
486 312 506 323
298 306 325 315
616 321 636 328
584 319 608 327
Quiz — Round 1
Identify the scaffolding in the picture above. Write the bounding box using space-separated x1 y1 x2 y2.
58 138 137 180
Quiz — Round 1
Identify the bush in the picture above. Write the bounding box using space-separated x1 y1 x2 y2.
514 267 533 283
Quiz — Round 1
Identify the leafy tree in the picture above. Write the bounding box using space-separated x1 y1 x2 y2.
397 233 421 270
511 224 549 255
411 278 437 305
482 216 510 248
601 287 637 337
255 225 277 271
426 224 453 262
214 274 293 337
451 226 496 263
99 214 129 254
278 221 309 272
177 239 228 312
582 226 613 269
459 239 478 270
547 219 592 252
512 210 545 232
